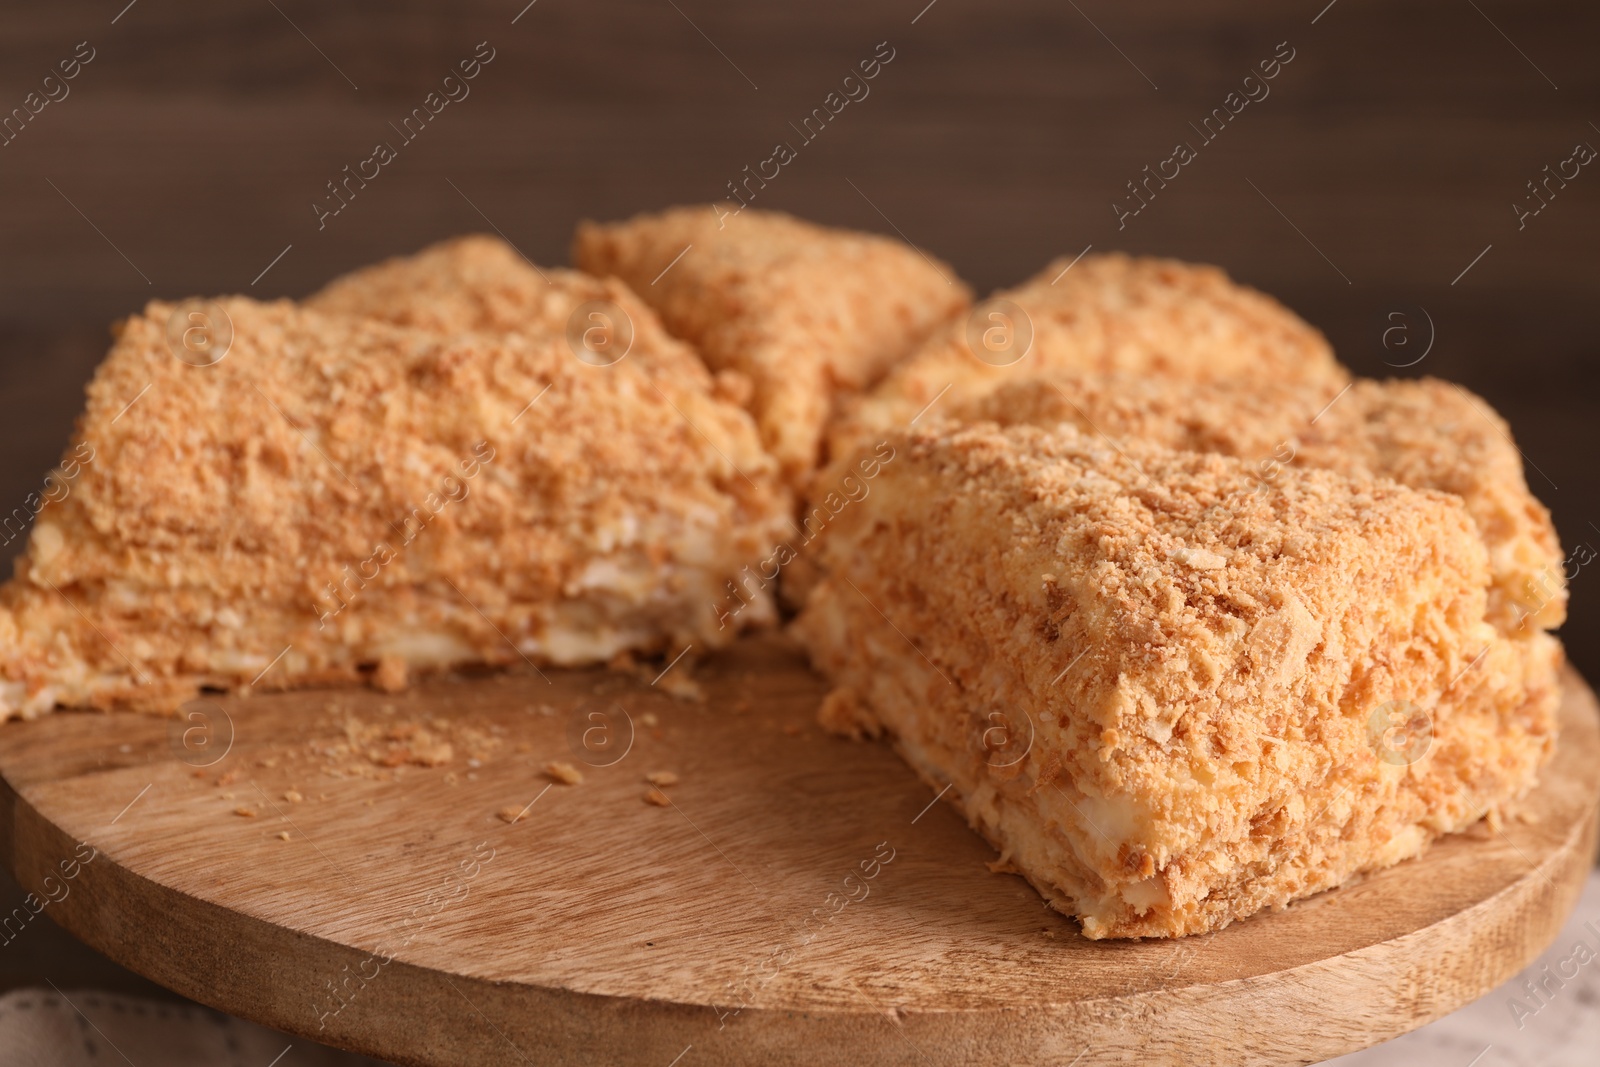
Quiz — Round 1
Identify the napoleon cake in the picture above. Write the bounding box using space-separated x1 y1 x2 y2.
573 204 971 490
823 252 1348 484
945 372 1566 635
308 234 720 384
0 295 789 719
794 423 1558 938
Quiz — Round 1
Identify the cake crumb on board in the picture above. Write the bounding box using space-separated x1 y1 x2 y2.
372 655 410 693
544 761 584 785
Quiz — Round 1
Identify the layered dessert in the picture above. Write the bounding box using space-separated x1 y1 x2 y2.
0 293 788 717
795 423 1559 937
574 204 970 490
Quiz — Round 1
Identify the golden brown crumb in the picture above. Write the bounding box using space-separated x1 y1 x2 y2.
308 234 711 384
574 205 970 489
283 789 303 803
933 371 1563 635
823 252 1346 497
643 787 671 807
655 670 703 703
496 805 523 823
796 422 1559 938
372 656 409 694
276 831 291 841
0 288 790 719
645 770 678 787
638 711 659 727
233 807 257 818
543 761 584 785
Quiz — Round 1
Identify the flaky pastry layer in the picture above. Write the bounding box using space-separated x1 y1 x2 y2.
795 424 1559 937
574 204 970 490
0 296 789 717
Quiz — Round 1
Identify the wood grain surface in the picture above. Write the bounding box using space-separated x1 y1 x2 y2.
0 636 1595 1067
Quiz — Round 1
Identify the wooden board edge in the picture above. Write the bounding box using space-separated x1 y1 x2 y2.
1 677 1596 1066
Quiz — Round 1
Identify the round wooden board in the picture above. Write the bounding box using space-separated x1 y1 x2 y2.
0 636 1596 1067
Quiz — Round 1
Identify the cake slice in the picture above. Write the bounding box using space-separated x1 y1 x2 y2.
944 373 1566 633
794 423 1559 938
307 234 718 385
0 296 789 718
824 253 1348 484
573 205 971 490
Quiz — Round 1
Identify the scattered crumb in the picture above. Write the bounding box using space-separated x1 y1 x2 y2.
373 655 410 693
496 805 523 824
645 771 679 787
638 711 659 727
301 709 501 779
644 787 671 807
276 831 291 841
284 789 304 803
656 671 703 703
221 792 236 800
233 806 257 818
544 761 584 785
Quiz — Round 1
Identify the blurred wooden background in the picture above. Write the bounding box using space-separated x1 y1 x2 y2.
0 0 1595 671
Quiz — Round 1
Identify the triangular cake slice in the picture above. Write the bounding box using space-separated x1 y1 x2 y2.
795 423 1558 938
573 205 971 490
943 372 1566 634
824 253 1349 483
308 234 720 384
0 295 789 717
